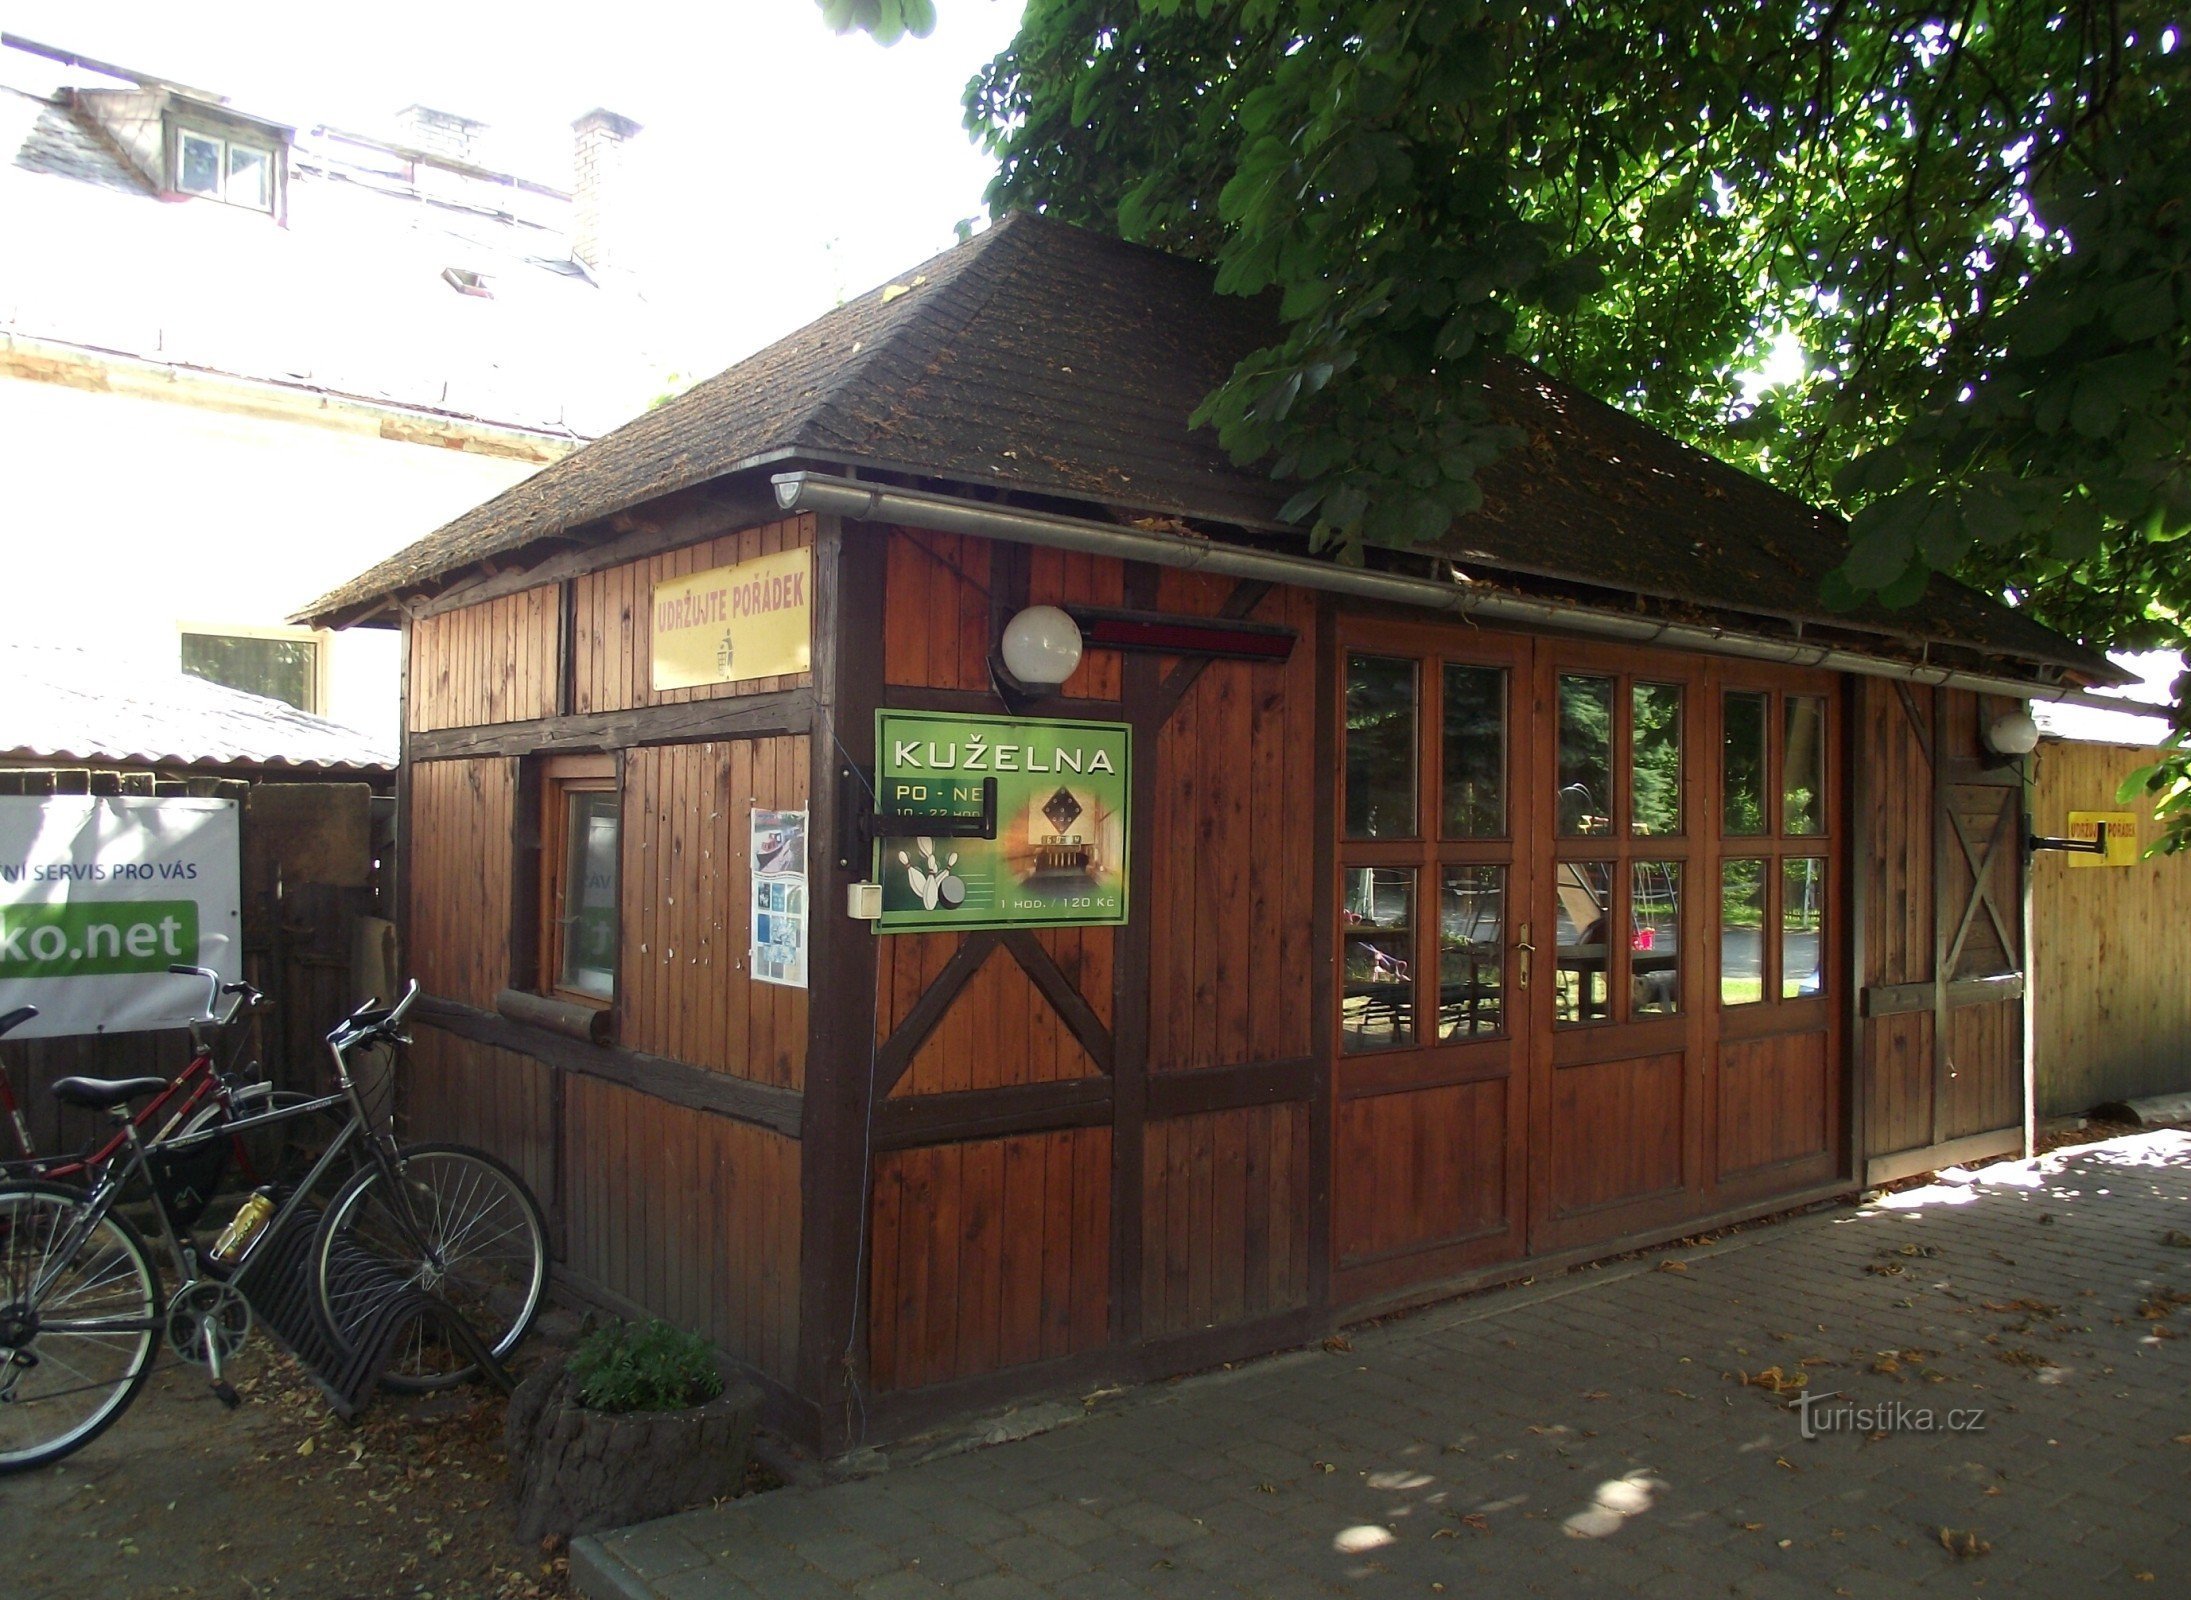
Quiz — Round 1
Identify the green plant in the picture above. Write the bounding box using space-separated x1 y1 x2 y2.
566 1319 724 1414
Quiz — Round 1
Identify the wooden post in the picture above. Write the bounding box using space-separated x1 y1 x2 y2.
796 512 886 1451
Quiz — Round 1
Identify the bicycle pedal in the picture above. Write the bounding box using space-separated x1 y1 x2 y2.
210 1378 240 1410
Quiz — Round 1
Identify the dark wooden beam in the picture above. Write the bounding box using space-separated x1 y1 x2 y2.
409 689 815 760
872 931 1002 1097
795 513 889 1444
1860 972 2026 1018
1109 560 1162 1347
1144 1057 1317 1120
872 1079 1114 1150
1001 931 1115 1074
1150 581 1275 728
414 996 803 1137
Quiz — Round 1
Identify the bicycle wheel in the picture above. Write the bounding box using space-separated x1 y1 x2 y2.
0 1180 161 1473
311 1143 547 1392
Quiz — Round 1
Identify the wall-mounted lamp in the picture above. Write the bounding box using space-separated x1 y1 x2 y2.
1982 709 2040 766
991 604 1084 711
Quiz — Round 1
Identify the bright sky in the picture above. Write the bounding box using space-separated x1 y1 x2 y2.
2 0 1030 376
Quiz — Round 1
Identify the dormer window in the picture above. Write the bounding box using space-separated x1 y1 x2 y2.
170 122 280 213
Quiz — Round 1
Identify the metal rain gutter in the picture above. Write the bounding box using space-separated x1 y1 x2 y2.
774 470 2132 711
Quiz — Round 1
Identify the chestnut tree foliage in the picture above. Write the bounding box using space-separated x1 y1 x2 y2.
831 2 2191 843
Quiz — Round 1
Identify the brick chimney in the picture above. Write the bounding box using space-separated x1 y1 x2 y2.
397 104 487 163
571 108 642 274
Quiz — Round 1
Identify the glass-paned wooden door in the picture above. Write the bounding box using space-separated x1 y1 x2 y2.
1332 621 1537 1299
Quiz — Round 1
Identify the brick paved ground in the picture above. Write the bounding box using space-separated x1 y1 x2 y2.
576 1132 2191 1599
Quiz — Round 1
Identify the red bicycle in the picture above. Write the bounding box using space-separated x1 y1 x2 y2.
0 970 300 1224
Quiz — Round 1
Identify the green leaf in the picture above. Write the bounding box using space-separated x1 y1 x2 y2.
1960 488 2023 549
2110 275 2178 342
2117 764 2161 805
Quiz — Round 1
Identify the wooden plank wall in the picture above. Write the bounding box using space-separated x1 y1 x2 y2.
406 1026 557 1207
879 934 1109 1096
571 515 815 713
560 1072 801 1382
1143 1105 1310 1337
622 736 811 1089
2031 738 2191 1115
409 586 560 732
406 757 516 1009
1859 678 1937 1157
867 1127 1110 1392
1146 573 1319 1074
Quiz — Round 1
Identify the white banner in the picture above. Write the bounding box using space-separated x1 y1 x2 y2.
0 796 242 1038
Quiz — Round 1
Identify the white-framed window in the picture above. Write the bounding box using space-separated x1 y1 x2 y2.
179 624 328 714
172 125 279 212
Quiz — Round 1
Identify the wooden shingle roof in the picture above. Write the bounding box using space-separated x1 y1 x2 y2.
302 211 2115 682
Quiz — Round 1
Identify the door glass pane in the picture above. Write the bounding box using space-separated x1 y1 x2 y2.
560 791 620 1000
1442 663 1506 837
1720 859 1765 1005
1782 858 1826 997
1632 683 1683 836
1784 696 1826 835
1557 675 1614 837
1723 691 1768 835
1631 861 1682 1015
1345 654 1417 839
1552 859 1613 1024
227 143 272 209
1342 867 1415 1052
178 131 222 195
1438 866 1505 1040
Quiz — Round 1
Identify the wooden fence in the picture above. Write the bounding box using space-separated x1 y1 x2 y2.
2029 737 2191 1117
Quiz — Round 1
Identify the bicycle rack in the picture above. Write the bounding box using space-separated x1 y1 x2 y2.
232 1206 512 1420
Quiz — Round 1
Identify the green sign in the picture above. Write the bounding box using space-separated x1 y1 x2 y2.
0 900 200 980
874 711 1130 932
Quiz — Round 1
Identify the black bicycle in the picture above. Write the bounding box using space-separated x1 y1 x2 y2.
0 975 548 1473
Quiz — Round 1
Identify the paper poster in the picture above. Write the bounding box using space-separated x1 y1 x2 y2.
873 710 1130 932
750 808 808 988
0 796 242 1037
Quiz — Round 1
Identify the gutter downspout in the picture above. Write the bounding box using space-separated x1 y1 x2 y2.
773 471 2131 711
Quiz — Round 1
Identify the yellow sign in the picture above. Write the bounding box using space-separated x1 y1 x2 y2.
2066 809 2139 868
650 547 812 692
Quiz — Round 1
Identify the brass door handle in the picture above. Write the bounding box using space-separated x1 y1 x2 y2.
1514 924 1533 989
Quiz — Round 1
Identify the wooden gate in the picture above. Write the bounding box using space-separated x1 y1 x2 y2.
1856 683 2027 1184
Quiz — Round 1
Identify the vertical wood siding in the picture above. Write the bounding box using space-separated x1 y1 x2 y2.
1140 1104 1310 1336
866 1127 1111 1392
1334 1082 1510 1265
622 736 810 1088
560 1072 801 1383
884 942 1104 1097
408 586 560 732
1717 1032 1832 1178
2030 739 2191 1115
571 515 816 713
405 1026 557 1206
881 529 1127 698
1147 576 1318 1073
407 758 515 1009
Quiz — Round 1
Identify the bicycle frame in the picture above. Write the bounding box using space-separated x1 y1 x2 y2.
19 983 425 1384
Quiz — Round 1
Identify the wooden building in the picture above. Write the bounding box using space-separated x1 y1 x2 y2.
301 214 2128 1451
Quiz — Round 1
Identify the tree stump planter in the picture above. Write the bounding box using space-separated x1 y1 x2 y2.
505 1360 761 1544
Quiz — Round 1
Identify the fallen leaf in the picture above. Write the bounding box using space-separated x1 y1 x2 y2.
1656 1259 1688 1274
1938 1527 1991 1560
2161 1231 2191 1248
1322 1334 1354 1353
1460 1514 1489 1533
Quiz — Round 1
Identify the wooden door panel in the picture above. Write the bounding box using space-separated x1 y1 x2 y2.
1545 1051 1686 1219
1334 1081 1517 1268
1718 1031 1832 1179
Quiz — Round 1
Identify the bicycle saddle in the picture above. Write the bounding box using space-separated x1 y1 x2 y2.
0 1005 35 1037
49 1075 171 1110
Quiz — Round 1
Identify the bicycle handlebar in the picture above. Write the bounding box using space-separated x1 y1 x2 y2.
327 978 420 1050
167 964 263 1028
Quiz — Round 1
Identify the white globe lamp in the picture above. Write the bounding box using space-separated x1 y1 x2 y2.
999 605 1084 690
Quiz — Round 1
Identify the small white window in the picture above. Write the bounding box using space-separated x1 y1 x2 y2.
172 126 278 212
177 130 223 196
179 627 325 714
